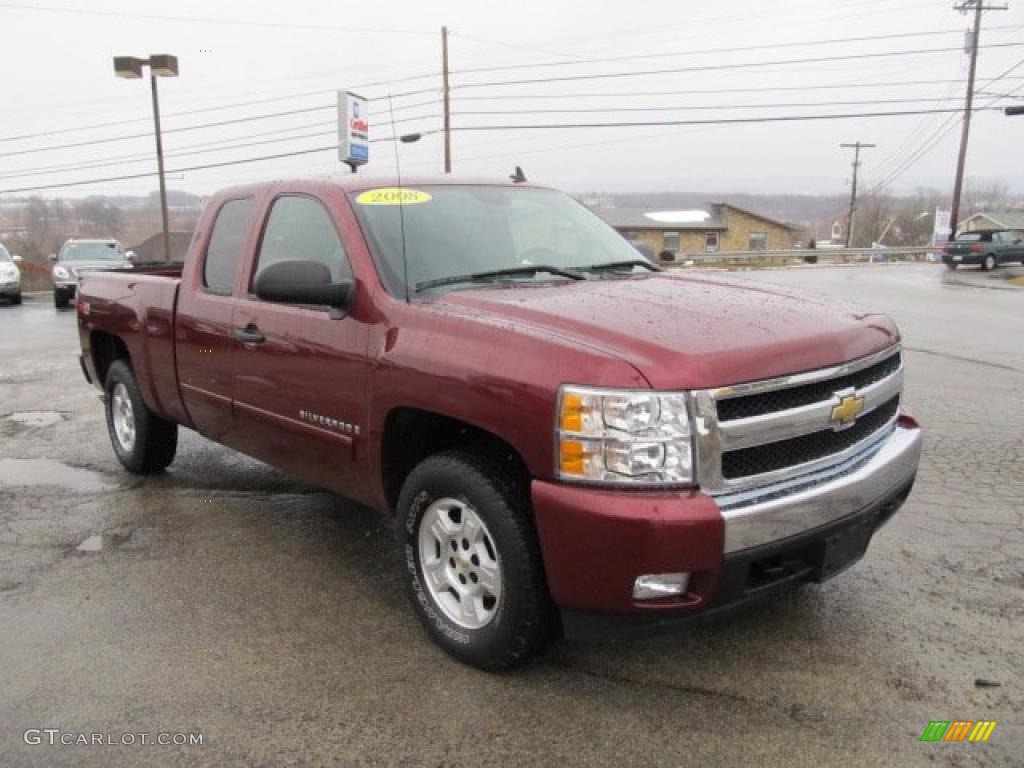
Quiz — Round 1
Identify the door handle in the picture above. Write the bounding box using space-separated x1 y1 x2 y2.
234 325 265 344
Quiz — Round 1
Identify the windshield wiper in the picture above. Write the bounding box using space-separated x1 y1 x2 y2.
577 259 662 274
414 265 584 292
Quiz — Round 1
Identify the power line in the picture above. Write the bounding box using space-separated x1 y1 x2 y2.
446 42 1024 91
0 105 1010 195
861 57 1024 197
0 121 344 180
452 95 989 116
0 104 441 159
447 27 1024 77
6 41 1021 156
449 76 1024 101
0 93 438 144
439 106 1006 132
11 90 1022 182
0 1 433 35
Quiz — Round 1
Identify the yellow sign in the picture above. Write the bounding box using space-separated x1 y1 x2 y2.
355 188 432 206
830 393 865 426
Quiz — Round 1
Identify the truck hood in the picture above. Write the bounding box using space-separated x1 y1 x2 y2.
434 272 899 389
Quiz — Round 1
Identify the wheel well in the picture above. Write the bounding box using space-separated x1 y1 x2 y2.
380 408 531 514
90 331 130 385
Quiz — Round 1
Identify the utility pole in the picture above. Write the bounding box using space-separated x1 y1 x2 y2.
441 25 452 173
840 141 876 247
150 73 170 262
949 0 1007 239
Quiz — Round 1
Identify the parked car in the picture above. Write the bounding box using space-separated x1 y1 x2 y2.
942 229 1024 270
51 238 132 308
76 177 922 669
0 244 22 305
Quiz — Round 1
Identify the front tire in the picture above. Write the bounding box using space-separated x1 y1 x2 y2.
54 290 69 309
104 359 177 473
982 254 997 271
398 450 553 670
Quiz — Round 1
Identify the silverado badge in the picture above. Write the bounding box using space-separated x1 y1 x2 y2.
830 391 865 429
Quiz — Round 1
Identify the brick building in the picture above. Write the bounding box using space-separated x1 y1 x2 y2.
595 202 800 258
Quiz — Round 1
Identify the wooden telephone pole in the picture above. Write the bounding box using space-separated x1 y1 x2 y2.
841 141 876 247
949 0 1007 238
442 26 452 173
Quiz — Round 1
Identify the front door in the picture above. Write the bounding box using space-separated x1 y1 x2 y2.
230 193 369 498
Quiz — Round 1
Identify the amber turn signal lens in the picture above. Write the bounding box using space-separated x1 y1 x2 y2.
559 438 585 475
560 392 583 432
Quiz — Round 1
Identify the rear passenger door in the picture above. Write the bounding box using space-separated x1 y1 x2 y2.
231 193 369 497
176 197 255 440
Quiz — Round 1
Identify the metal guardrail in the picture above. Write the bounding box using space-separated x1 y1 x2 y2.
664 246 941 268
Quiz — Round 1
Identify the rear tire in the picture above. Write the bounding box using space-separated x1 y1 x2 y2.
398 449 554 670
104 359 177 474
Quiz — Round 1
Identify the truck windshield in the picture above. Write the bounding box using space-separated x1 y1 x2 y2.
61 242 124 261
349 185 649 295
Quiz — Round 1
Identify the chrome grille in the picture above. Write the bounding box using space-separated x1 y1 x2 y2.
721 396 899 479
717 353 902 422
692 345 903 495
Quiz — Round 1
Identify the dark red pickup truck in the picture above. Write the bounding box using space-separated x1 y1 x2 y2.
77 177 922 669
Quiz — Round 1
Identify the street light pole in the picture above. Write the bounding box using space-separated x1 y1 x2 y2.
149 74 170 262
114 54 179 262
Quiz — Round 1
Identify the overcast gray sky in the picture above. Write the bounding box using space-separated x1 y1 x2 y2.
1 0 1022 198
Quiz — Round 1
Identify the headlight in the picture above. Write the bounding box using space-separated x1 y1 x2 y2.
557 386 693 485
53 266 70 279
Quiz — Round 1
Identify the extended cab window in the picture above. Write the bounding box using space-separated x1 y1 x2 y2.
253 195 351 289
204 198 254 295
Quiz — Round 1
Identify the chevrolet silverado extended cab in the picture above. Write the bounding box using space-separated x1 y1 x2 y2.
76 177 922 669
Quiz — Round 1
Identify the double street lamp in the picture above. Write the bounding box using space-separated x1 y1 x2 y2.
113 54 178 262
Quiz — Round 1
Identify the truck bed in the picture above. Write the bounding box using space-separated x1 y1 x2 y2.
78 264 190 427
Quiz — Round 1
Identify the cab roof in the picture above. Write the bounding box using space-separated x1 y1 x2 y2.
208 174 546 201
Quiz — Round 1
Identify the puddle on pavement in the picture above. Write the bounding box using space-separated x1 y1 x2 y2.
0 458 114 493
7 411 69 428
74 527 136 554
76 535 104 552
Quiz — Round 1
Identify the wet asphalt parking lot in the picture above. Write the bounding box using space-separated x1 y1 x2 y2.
0 262 1021 767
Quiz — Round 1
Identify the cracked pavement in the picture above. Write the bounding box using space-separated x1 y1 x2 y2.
0 263 1021 767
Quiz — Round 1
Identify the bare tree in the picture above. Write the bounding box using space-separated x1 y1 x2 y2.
963 178 1010 216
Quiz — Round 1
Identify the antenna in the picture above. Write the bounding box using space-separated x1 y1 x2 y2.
387 94 411 304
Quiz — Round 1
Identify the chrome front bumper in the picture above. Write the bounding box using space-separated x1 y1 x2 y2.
716 423 922 553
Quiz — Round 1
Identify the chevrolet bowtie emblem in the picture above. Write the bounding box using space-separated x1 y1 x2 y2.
830 393 865 427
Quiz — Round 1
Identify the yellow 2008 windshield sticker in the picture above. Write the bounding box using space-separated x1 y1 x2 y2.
355 188 432 205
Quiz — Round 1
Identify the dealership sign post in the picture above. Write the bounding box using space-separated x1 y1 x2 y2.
338 90 369 172
933 208 951 246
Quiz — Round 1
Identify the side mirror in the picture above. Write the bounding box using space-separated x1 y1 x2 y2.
12 254 21 262
254 259 353 313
